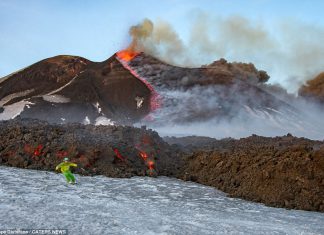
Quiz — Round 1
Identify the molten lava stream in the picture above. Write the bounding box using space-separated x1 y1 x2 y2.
116 50 161 113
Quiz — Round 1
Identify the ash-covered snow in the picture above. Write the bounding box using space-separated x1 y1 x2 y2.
0 166 323 235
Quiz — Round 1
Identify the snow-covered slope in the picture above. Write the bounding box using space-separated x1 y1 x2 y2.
0 166 323 235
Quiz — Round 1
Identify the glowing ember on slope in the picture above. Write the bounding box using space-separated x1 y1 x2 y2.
24 144 44 159
135 141 156 176
33 145 43 157
113 148 125 161
147 160 155 170
138 150 148 161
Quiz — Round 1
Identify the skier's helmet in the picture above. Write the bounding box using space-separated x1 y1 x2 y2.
63 157 69 162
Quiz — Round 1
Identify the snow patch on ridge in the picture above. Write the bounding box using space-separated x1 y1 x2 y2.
42 94 70 103
94 102 102 114
95 116 115 126
0 100 35 120
0 89 34 106
83 116 91 125
46 72 82 96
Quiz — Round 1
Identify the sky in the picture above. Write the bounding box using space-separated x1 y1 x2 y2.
1 0 324 83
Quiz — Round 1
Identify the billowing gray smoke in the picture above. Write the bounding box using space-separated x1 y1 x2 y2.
128 52 324 140
127 14 324 94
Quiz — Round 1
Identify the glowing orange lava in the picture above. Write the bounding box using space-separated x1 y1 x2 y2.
147 160 155 170
24 144 44 158
136 145 156 176
116 54 161 113
116 50 139 62
138 150 148 161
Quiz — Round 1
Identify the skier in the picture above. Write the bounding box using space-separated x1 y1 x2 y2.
55 157 77 184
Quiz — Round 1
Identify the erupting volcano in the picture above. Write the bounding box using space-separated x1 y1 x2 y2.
1 19 324 138
116 50 140 62
2 1 324 233
1 50 324 139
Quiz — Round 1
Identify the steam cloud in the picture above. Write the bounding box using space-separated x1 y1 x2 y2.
137 82 324 140
126 14 324 93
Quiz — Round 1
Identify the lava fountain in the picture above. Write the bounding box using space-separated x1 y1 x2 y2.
116 50 139 62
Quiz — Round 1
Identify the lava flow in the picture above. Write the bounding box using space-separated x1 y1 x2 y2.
135 145 156 176
116 50 161 113
113 148 125 161
138 149 148 161
24 144 44 159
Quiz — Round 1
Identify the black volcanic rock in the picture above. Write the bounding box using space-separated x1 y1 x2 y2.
0 118 323 212
180 134 324 212
0 119 182 177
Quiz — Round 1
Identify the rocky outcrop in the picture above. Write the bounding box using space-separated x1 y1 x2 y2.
0 119 182 178
179 135 324 212
1 119 323 212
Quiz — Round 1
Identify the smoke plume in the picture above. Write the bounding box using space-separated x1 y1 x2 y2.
126 14 324 93
127 19 153 53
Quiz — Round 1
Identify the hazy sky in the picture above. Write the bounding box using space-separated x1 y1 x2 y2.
1 0 323 78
